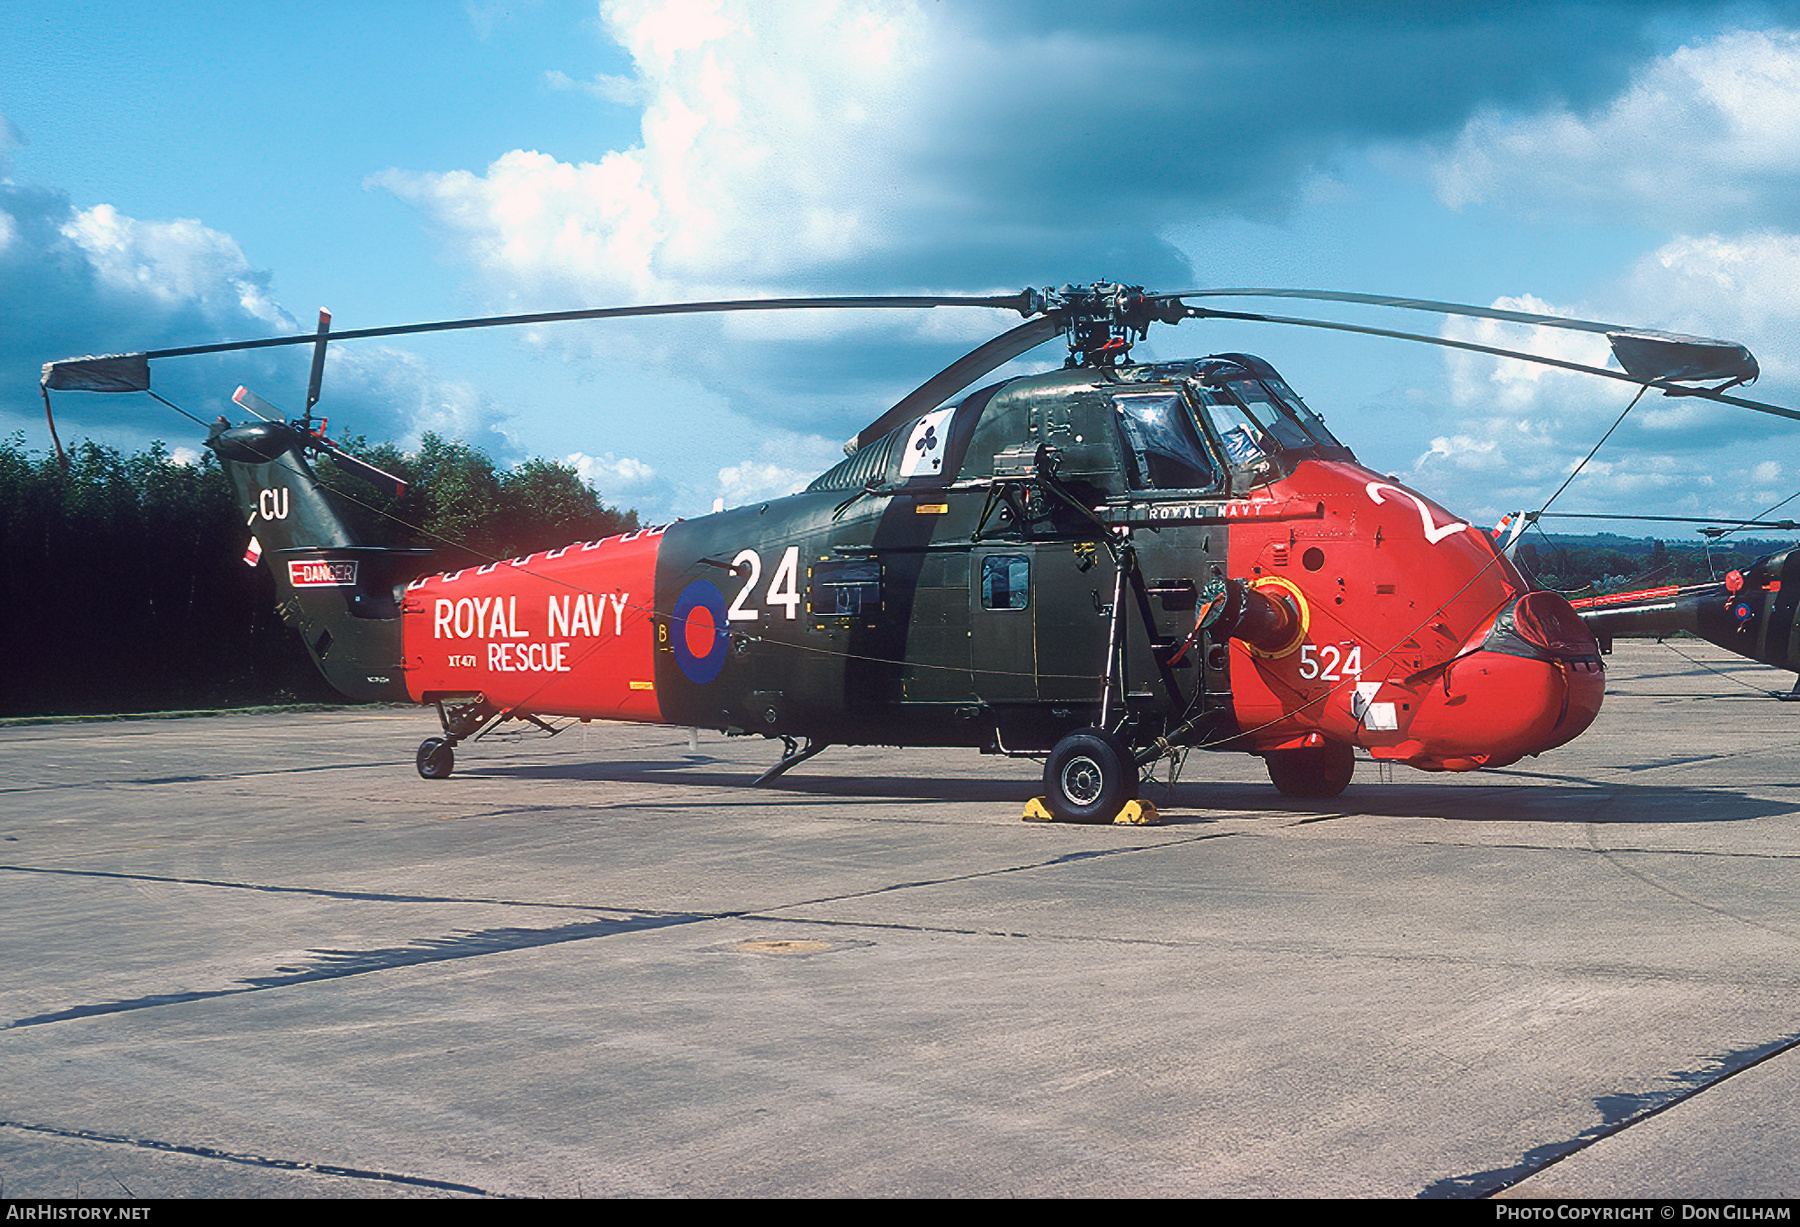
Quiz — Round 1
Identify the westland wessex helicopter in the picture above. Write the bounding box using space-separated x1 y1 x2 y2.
39 284 1791 821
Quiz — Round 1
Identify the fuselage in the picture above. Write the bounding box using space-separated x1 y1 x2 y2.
385 355 1603 770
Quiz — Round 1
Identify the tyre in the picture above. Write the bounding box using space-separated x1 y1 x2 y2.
416 737 455 780
1265 741 1353 798
1043 727 1136 823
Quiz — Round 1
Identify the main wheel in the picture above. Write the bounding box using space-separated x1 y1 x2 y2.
416 737 455 780
1265 741 1354 798
1043 728 1136 823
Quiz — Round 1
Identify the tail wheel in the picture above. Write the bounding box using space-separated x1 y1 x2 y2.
1044 728 1136 823
1265 741 1354 798
416 737 455 780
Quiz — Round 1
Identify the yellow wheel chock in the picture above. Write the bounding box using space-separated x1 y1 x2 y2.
1022 796 1159 825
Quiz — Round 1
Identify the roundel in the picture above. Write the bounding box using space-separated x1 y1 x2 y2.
671 579 730 684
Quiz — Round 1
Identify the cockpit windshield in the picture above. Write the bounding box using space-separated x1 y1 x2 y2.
1189 361 1348 483
1260 376 1344 450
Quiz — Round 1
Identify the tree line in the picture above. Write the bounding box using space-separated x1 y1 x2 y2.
3 432 1791 716
0 434 636 716
1512 533 1785 594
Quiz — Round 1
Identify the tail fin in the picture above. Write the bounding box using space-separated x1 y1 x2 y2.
207 411 426 701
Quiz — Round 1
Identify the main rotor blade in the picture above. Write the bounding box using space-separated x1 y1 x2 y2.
1532 512 1800 529
41 292 1037 391
848 315 1064 454
1171 288 1659 337
1183 306 1800 423
1168 288 1758 384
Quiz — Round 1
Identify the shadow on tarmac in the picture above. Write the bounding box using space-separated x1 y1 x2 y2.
461 759 1795 825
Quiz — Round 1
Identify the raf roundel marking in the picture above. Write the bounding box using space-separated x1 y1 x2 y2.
672 579 731 684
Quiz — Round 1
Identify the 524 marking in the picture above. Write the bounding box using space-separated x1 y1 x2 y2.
1298 642 1363 682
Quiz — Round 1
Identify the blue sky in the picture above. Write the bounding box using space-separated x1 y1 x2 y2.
7 0 1800 532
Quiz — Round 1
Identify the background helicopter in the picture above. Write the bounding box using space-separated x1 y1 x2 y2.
1497 513 1800 696
40 284 1792 821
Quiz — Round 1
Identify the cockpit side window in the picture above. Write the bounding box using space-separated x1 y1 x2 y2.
1193 368 1349 485
1197 394 1275 478
1112 392 1219 492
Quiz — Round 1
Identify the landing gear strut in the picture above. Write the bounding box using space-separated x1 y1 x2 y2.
755 736 831 786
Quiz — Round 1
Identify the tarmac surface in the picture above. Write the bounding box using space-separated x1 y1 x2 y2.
1 639 1798 1199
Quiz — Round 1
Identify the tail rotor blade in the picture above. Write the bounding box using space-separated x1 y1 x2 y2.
305 309 330 415
310 435 409 497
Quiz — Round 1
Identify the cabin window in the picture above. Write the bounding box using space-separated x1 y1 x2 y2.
981 555 1030 610
807 559 882 617
1112 393 1219 491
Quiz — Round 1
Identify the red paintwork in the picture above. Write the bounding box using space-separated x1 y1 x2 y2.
1223 461 1605 770
401 527 665 721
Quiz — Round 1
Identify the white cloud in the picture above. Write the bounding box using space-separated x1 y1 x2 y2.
716 459 810 508
545 69 648 106
714 430 842 508
1435 29 1800 229
60 204 288 327
1405 283 1800 524
1620 232 1800 387
378 0 927 305
565 448 655 486
1439 294 1618 415
1412 28 1800 521
324 346 500 447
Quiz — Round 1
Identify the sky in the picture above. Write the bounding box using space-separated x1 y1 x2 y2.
7 0 1800 534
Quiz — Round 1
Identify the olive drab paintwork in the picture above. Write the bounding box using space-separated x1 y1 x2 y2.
209 417 424 703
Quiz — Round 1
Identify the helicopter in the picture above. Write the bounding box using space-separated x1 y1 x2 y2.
38 283 1790 821
1534 524 1800 697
